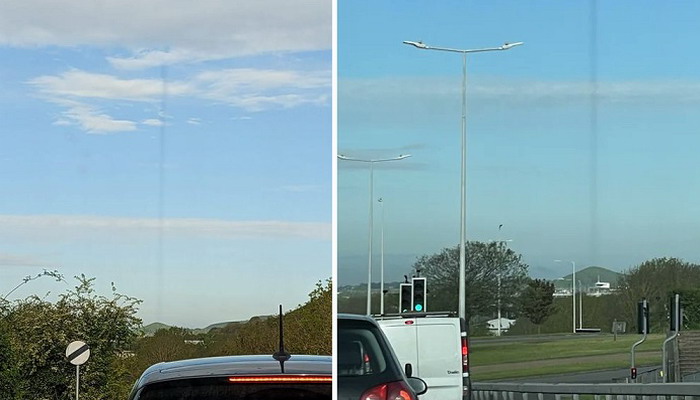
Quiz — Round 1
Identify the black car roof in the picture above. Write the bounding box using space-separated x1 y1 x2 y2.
338 313 378 324
135 355 331 388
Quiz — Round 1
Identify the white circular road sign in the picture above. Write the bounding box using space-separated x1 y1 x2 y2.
66 341 90 366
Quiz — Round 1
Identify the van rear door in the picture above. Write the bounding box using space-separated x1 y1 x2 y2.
378 317 463 400
415 318 462 400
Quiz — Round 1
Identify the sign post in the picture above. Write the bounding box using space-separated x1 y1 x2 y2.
66 341 90 400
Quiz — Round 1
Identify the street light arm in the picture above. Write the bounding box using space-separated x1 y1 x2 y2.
404 40 524 54
337 154 412 163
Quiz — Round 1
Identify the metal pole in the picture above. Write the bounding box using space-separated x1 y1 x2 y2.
631 299 648 383
579 279 583 329
367 162 374 315
662 293 680 382
458 51 467 321
76 364 79 400
497 273 501 336
572 261 576 333
379 198 385 315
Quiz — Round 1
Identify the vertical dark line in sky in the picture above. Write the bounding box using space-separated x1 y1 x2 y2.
589 0 599 267
157 65 168 320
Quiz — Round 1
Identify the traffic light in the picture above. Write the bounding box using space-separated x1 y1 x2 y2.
399 284 412 313
670 294 682 331
631 367 637 380
637 300 649 334
412 278 426 312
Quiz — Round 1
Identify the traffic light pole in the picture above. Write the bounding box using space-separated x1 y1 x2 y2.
630 299 649 382
662 293 681 383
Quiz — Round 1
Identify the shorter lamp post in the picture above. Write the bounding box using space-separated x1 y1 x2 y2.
555 259 577 333
338 154 411 315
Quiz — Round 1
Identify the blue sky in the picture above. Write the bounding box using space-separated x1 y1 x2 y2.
0 0 331 328
338 1 700 285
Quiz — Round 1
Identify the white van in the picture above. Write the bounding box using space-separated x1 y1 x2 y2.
377 313 471 400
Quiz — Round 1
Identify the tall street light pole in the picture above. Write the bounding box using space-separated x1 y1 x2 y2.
555 259 577 333
379 197 385 315
403 40 523 321
338 154 411 315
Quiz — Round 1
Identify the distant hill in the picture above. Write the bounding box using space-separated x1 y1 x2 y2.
141 316 274 336
553 266 622 290
141 322 171 336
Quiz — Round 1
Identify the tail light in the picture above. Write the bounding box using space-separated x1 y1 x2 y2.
461 336 469 373
360 380 416 400
228 375 331 383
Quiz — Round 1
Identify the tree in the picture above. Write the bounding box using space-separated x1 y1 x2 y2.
204 278 332 357
2 275 142 400
618 257 700 333
0 323 22 400
520 279 556 334
412 241 529 323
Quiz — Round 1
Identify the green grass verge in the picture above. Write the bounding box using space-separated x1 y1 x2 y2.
470 334 665 366
474 353 660 381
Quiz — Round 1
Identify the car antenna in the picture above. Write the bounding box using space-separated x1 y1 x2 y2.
272 304 291 373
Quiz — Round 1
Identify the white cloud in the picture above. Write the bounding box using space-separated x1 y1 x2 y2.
0 0 330 68
0 215 331 241
29 68 330 130
142 119 165 127
342 77 700 105
29 70 193 101
55 101 137 134
186 118 201 125
196 68 330 111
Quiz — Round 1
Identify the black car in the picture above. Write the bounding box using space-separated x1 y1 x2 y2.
127 354 331 400
338 313 427 400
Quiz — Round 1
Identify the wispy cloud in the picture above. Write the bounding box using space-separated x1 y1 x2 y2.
0 253 46 267
342 76 700 105
0 215 331 241
51 100 137 134
142 118 165 127
195 68 330 111
0 1 330 68
29 70 193 101
29 67 330 133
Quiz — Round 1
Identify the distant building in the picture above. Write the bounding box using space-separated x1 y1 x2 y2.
588 279 614 297
486 317 516 335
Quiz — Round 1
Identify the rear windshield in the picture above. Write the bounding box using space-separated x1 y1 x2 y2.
338 321 389 377
135 378 331 400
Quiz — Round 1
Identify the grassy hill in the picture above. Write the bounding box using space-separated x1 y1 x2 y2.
553 266 622 290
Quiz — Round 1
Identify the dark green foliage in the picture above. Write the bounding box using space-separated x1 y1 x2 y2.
520 279 556 332
673 289 700 330
128 278 332 385
619 257 700 333
411 241 529 321
0 324 22 400
1 275 142 400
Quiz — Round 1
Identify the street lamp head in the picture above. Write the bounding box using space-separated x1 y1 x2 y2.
396 154 412 160
403 40 427 49
500 41 524 50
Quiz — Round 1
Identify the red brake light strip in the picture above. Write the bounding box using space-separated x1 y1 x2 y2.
228 376 331 383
